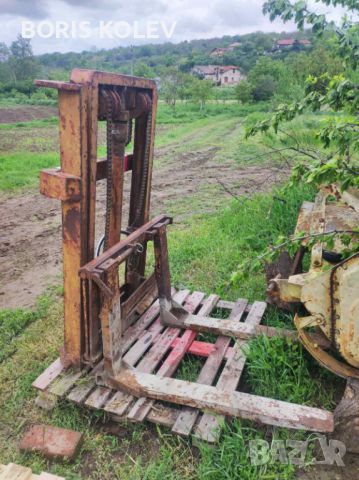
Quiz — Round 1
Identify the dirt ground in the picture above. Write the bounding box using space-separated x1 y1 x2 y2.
0 105 57 123
0 142 287 308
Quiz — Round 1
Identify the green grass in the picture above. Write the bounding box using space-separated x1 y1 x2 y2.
0 102 327 193
168 182 315 301
0 293 55 364
156 101 270 125
0 102 345 479
0 117 58 130
0 152 59 190
243 335 337 409
0 181 343 479
0 101 270 192
197 420 295 480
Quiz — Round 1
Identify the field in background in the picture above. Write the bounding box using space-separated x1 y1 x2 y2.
0 102 345 479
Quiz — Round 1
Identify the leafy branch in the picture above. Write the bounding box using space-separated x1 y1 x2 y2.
245 1 359 191
231 227 359 285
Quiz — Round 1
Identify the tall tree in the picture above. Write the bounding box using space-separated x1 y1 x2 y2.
9 35 40 83
10 35 33 59
161 67 187 109
191 78 213 110
235 80 253 104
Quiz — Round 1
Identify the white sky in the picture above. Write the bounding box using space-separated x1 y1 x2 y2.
0 0 351 54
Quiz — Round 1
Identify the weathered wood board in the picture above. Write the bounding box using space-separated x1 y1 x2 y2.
33 291 334 442
0 463 65 480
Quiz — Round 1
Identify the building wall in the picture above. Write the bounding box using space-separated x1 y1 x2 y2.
219 68 242 85
192 66 244 86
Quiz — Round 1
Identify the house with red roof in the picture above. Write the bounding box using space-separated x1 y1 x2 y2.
192 65 244 86
276 38 312 50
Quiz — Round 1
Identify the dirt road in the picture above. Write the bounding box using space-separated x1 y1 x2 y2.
0 109 288 309
0 105 57 124
0 151 286 308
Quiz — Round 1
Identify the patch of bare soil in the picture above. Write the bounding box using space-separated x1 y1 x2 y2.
0 144 288 309
0 126 59 153
0 106 58 124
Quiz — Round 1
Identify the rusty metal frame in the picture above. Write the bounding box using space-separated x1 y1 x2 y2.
37 70 158 368
37 70 335 434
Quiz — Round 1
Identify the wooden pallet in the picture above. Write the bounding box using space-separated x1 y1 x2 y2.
0 464 64 480
32 290 333 442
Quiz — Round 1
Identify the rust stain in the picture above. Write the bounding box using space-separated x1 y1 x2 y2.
60 114 66 130
69 119 76 136
64 206 81 243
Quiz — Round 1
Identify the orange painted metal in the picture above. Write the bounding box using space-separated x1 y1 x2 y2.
40 169 81 202
37 70 158 369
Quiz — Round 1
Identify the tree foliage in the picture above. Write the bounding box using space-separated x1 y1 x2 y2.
191 78 213 110
0 35 40 84
235 80 253 104
247 0 359 191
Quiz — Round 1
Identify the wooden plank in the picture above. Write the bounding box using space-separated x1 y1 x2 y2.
216 300 236 310
0 465 65 480
0 463 32 480
102 289 191 417
121 299 161 352
136 292 205 373
195 342 246 442
147 403 179 427
32 358 64 391
123 290 190 366
48 369 84 397
109 402 180 428
244 301 267 325
121 288 184 354
121 273 157 322
67 378 96 404
156 294 217 377
170 339 233 359
172 299 248 436
85 387 113 409
66 360 104 404
126 292 208 422
123 318 163 366
113 366 334 433
104 390 135 417
127 292 205 421
216 300 252 313
195 301 266 442
184 312 296 340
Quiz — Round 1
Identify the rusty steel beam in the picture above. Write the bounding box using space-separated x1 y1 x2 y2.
38 69 158 369
80 215 171 278
40 169 81 202
56 86 90 368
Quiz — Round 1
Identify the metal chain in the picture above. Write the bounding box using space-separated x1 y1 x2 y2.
132 101 152 226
